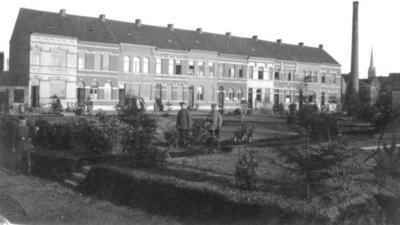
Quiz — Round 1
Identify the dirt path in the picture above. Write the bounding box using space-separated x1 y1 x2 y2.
0 168 181 225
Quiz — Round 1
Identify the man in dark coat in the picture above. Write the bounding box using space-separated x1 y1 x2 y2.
12 116 33 174
176 102 192 147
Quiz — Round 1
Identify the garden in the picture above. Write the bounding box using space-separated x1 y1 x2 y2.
1 96 400 224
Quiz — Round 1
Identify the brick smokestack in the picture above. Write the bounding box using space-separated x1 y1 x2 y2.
350 1 359 94
0 52 4 72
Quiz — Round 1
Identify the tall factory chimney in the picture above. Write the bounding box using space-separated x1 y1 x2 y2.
350 1 359 95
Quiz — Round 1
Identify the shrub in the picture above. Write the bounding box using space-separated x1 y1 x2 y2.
117 95 159 166
47 123 71 149
187 120 217 154
29 119 51 147
164 128 179 148
49 95 63 114
233 123 253 145
74 106 83 116
234 150 258 190
232 108 241 116
0 114 18 149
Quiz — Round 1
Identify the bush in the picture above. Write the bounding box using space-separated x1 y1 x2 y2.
164 128 179 148
49 95 63 114
187 121 217 154
47 123 71 149
233 123 253 145
234 150 258 190
117 95 159 166
29 119 51 147
0 114 18 149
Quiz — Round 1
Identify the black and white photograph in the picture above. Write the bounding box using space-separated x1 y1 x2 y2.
0 0 399 224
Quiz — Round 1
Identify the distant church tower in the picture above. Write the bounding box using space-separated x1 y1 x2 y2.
368 49 376 79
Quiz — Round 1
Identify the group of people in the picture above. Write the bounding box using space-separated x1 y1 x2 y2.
176 102 223 148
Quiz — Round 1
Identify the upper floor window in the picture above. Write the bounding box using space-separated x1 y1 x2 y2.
102 54 110 71
198 61 204 76
123 56 130 72
274 71 280 80
312 71 318 83
189 61 195 75
77 52 85 69
197 86 204 100
156 58 162 74
52 49 67 67
132 57 140 73
175 60 182 75
218 64 223 76
252 67 258 79
258 67 264 80
208 62 214 76
30 49 41 65
332 73 337 84
238 67 243 78
229 67 234 78
268 67 273 80
168 59 174 75
104 82 112 100
143 57 149 73
287 71 292 81
321 72 326 83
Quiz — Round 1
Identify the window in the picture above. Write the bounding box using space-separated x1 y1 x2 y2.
307 71 313 82
249 65 254 79
218 64 223 76
210 86 215 101
328 94 337 103
143 57 149 73
50 79 66 98
123 56 130 72
175 60 182 75
198 61 204 76
256 88 262 101
132 57 140 73
52 49 66 67
287 71 292 81
258 67 264 80
208 62 214 76
268 67 273 80
238 67 243 78
14 89 24 103
321 72 326 83
253 67 258 79
171 85 178 100
321 92 325 105
90 81 99 100
228 88 234 100
110 55 118 71
274 72 280 80
104 82 112 100
332 73 337 84
189 61 195 75
237 89 243 100
229 67 234 78
102 54 110 71
312 71 318 83
168 59 174 75
156 58 162 74
197 86 204 101
31 49 40 65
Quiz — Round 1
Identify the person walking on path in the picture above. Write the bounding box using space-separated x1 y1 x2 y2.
12 115 34 174
176 102 192 148
207 103 223 139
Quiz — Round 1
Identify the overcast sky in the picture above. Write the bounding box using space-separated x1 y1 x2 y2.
0 0 399 77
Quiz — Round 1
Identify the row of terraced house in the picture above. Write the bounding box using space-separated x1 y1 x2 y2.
0 8 341 112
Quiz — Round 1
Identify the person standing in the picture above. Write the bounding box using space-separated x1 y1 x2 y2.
12 116 33 174
207 103 223 139
176 102 192 147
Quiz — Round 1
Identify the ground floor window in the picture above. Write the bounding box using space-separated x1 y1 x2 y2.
50 79 66 98
197 86 204 101
14 89 24 103
256 88 262 101
237 89 243 100
328 94 337 103
104 82 112 100
228 88 234 100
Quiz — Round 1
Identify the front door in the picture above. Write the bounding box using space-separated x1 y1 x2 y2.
188 85 194 109
248 88 253 108
77 88 85 107
31 86 40 107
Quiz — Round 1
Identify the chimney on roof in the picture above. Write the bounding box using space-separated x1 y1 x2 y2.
298 42 304 47
135 19 142 27
59 9 66 17
276 39 282 44
0 52 3 72
225 32 231 38
99 14 106 22
252 35 258 41
319 44 324 49
167 24 174 31
196 28 202 34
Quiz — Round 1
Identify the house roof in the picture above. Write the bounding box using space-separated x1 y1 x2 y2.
12 8 340 66
0 71 25 86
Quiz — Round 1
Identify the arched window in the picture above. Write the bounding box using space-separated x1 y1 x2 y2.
90 80 99 100
237 89 243 100
228 88 234 100
132 57 140 73
104 82 112 100
143 57 149 73
123 56 130 72
197 86 204 101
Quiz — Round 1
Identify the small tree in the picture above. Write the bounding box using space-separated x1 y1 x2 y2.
277 143 351 199
234 150 258 190
116 95 159 165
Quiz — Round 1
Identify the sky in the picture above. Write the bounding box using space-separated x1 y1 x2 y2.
0 0 399 77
